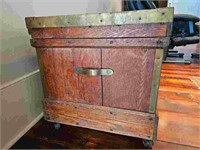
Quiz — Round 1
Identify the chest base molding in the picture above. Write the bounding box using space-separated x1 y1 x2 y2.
43 98 158 141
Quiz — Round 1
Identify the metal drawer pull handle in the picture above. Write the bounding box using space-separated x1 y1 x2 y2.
74 67 113 76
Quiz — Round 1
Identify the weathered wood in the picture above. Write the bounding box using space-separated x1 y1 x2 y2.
31 38 169 48
25 7 173 143
36 49 48 97
166 22 173 37
43 98 157 140
25 7 174 29
29 23 168 39
102 48 156 112
38 48 102 105
149 49 164 113
39 48 58 99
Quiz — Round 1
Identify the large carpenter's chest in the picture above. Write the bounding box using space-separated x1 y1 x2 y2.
25 7 173 145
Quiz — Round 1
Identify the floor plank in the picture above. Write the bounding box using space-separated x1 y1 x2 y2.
157 110 200 147
10 118 147 149
153 141 199 150
157 63 200 148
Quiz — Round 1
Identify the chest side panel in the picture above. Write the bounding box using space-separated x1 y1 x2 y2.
38 48 102 105
102 48 156 112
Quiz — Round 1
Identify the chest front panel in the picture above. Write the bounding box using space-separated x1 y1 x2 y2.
37 47 157 113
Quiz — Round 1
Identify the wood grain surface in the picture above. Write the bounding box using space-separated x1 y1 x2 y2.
38 48 102 105
11 118 148 149
39 48 58 99
31 38 169 48
153 141 199 150
30 23 168 39
102 48 156 112
157 63 200 147
43 99 156 140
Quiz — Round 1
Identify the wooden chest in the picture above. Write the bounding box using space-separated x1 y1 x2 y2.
25 7 173 147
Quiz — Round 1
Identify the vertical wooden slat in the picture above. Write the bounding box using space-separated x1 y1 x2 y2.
40 48 58 99
53 49 66 100
149 49 164 113
36 48 47 97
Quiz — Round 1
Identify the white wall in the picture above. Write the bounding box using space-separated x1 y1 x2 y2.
168 0 200 16
0 0 122 149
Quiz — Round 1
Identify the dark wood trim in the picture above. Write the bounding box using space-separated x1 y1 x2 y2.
31 38 170 48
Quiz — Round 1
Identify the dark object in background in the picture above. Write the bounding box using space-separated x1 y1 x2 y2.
172 14 199 38
165 14 199 63
123 0 156 10
123 0 200 63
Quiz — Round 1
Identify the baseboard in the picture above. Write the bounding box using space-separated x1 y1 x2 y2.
0 69 40 90
2 112 43 150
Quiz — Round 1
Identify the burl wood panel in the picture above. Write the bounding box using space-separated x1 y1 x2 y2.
43 99 156 140
31 38 169 48
38 48 102 105
30 23 168 39
102 48 156 112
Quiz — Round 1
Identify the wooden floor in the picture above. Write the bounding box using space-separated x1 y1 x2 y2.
157 62 200 148
11 58 200 149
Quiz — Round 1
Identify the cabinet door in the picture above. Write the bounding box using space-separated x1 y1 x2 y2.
102 48 156 112
38 48 102 105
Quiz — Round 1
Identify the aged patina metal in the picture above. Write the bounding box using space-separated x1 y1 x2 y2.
149 49 164 113
74 67 114 76
25 7 173 29
153 115 159 141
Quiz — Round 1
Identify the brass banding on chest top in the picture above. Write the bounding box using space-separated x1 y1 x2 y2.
25 7 173 29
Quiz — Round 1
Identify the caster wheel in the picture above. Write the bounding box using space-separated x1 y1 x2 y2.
54 123 62 130
142 139 153 148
